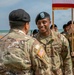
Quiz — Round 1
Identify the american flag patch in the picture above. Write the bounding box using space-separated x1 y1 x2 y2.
37 48 45 58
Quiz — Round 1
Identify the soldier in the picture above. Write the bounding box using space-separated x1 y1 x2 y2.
50 24 58 32
34 12 73 75
66 21 74 52
32 29 39 37
61 24 68 36
0 9 51 75
66 20 74 74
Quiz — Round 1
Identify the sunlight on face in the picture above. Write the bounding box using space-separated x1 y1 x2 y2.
37 18 51 33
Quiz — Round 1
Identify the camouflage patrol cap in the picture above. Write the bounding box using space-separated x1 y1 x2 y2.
35 12 50 24
9 9 30 22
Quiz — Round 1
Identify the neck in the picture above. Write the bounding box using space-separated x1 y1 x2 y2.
22 29 27 34
40 29 51 37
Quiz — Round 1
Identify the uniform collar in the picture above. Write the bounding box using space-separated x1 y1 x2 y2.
9 29 26 35
37 32 52 45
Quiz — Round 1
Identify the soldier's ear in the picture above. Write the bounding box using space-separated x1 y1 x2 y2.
24 22 30 34
25 22 29 29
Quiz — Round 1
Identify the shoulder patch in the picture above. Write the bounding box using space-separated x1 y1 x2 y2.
37 46 45 58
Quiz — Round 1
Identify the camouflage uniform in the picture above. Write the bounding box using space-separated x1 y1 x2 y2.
34 30 73 75
0 29 51 75
65 29 74 74
61 31 68 39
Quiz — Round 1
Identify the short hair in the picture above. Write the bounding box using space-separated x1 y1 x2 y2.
33 29 39 35
63 24 67 29
50 24 57 29
9 21 25 30
67 20 74 26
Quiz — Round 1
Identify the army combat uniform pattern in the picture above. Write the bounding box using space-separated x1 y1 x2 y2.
0 29 51 75
34 30 73 75
65 29 74 75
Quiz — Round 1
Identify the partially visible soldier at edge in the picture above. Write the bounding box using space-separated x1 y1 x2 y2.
34 11 73 75
66 21 74 51
0 9 51 75
66 20 74 74
61 24 68 37
50 24 58 32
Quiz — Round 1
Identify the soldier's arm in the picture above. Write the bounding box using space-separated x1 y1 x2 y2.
61 35 73 75
31 40 51 75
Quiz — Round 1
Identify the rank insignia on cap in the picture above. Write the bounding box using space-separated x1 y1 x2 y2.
40 12 45 18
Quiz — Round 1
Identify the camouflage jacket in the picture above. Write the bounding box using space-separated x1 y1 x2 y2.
61 31 69 39
34 30 73 75
0 29 51 75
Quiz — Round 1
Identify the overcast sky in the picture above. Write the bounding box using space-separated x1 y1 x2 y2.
0 0 72 30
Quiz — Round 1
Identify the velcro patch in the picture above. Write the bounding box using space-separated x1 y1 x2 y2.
37 47 45 58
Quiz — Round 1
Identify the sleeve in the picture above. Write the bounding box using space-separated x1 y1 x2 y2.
61 35 73 75
31 40 51 75
2 48 31 70
1 39 31 71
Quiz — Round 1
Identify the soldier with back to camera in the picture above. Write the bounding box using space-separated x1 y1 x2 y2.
0 9 51 75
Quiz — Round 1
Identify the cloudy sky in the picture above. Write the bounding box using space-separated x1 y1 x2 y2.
0 0 72 30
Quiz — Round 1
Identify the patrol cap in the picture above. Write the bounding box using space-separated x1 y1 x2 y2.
35 12 50 24
9 9 30 22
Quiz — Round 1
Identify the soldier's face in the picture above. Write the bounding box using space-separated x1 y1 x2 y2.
36 18 51 33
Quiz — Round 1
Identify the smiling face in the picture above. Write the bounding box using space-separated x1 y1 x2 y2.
36 18 51 34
